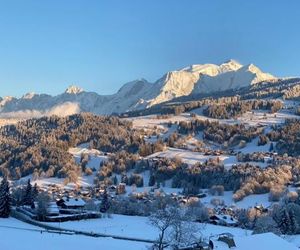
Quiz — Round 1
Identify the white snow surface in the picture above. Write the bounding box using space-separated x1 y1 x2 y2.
0 218 149 250
1 217 298 250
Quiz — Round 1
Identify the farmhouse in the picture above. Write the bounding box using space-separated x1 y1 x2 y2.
56 197 86 209
210 214 238 227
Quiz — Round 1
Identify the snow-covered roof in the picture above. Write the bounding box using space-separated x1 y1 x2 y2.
48 202 60 214
62 197 86 207
215 233 298 250
212 214 238 224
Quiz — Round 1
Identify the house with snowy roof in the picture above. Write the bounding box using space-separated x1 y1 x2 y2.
56 197 86 209
209 214 238 227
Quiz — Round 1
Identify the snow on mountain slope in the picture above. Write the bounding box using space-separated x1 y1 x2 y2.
0 60 277 117
148 70 200 106
98 79 155 113
138 60 249 107
65 85 84 94
193 62 276 93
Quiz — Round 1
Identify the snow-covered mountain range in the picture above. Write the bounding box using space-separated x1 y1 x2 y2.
0 60 277 117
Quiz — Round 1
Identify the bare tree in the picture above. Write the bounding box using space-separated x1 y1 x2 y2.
149 206 177 250
169 208 197 249
149 204 198 250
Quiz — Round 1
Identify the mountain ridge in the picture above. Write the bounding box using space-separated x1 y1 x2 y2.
0 60 278 118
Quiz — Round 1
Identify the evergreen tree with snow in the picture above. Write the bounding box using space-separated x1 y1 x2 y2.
278 208 292 234
22 179 34 208
148 175 156 187
289 209 299 234
100 187 110 213
32 183 39 200
0 176 11 218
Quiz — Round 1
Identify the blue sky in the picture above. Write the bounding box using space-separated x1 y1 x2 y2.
0 0 299 97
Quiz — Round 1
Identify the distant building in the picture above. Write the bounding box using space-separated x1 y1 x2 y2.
217 233 236 248
56 197 86 209
210 214 238 227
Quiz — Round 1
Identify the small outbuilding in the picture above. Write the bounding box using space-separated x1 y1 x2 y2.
218 233 236 248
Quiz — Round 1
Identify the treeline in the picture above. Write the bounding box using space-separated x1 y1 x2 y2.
178 119 262 146
171 161 294 202
267 119 300 156
0 113 145 179
203 100 283 119
137 156 297 203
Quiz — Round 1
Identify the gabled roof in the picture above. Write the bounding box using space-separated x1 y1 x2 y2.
61 197 86 207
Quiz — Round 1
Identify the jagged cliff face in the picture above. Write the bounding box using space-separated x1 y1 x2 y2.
148 60 275 106
0 60 277 117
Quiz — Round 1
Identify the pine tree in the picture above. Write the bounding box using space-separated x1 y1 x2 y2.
278 208 292 234
100 187 110 213
289 210 299 234
148 175 156 187
23 179 34 208
32 183 39 201
113 176 118 185
0 177 11 218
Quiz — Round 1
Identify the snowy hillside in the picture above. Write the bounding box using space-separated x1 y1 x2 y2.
0 60 277 118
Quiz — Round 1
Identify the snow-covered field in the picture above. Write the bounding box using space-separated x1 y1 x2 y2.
44 214 299 249
235 110 299 126
46 214 251 242
0 218 149 250
201 191 272 210
68 145 108 170
128 114 191 129
146 147 232 165
1 215 299 250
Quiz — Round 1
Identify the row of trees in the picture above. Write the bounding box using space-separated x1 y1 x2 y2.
178 119 262 146
267 119 300 156
203 100 283 119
